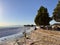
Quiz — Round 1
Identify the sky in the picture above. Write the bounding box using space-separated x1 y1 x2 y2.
0 0 59 26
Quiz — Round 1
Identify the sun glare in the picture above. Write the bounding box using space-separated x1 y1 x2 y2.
0 22 19 26
0 23 10 26
0 1 3 20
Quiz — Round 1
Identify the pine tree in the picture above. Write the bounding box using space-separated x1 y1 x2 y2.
53 1 60 22
34 6 52 26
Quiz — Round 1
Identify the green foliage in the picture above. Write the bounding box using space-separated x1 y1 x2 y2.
34 6 52 26
53 1 60 22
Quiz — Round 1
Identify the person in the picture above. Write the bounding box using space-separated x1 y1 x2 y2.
23 31 26 38
34 27 37 30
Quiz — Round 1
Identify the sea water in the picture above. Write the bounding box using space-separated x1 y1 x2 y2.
0 26 35 43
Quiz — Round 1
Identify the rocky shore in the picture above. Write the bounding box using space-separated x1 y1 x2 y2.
1 29 60 45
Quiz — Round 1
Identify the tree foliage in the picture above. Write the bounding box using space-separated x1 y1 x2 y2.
53 1 60 22
34 6 52 26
